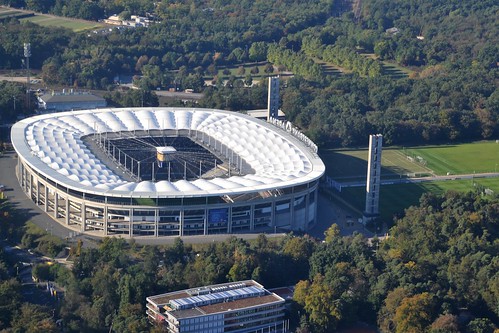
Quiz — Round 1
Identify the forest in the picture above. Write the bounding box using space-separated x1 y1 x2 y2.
0 0 497 146
0 191 497 332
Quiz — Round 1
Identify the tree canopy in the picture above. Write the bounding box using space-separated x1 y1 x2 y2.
0 0 497 147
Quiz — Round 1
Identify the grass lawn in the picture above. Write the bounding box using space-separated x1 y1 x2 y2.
19 14 105 32
320 148 431 180
0 7 104 32
404 141 499 175
325 141 499 224
380 61 411 79
322 141 499 179
340 178 499 224
311 58 346 78
0 9 24 19
362 53 413 79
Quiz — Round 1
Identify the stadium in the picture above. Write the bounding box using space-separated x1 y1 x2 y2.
11 108 325 238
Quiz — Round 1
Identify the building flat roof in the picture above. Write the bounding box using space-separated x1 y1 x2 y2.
38 92 105 103
172 307 205 319
12 108 324 198
148 291 191 306
199 294 283 315
147 280 284 320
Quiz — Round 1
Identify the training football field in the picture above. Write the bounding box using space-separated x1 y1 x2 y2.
322 141 499 224
320 147 432 180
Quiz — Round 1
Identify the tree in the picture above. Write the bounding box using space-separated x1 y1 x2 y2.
250 66 259 74
324 224 340 243
0 279 22 329
237 66 246 75
183 74 205 92
135 55 149 72
429 314 460 333
303 274 342 332
243 74 253 87
378 287 411 333
227 249 255 282
0 81 28 120
10 303 57 333
283 236 315 263
141 64 164 89
32 263 53 281
293 280 310 306
466 318 496 333
249 42 268 61
207 64 218 76
228 47 246 63
264 63 274 73
393 292 435 333
41 61 62 85
111 303 148 333
374 40 394 60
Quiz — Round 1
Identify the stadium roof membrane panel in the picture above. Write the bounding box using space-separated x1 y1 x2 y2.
12 108 324 198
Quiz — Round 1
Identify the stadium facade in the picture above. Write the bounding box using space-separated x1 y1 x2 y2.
11 108 324 238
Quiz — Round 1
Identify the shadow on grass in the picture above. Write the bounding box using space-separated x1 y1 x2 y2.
382 66 408 79
339 182 427 226
320 150 401 180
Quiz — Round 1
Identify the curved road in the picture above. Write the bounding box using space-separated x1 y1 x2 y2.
1 151 359 246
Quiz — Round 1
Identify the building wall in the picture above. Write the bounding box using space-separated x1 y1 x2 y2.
17 157 319 238
178 314 224 333
145 280 287 333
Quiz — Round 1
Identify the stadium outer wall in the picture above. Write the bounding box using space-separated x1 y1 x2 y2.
12 108 324 238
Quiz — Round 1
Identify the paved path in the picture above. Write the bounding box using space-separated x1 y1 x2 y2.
309 193 373 238
337 172 499 188
0 151 99 246
0 151 359 246
155 90 204 101
0 75 29 83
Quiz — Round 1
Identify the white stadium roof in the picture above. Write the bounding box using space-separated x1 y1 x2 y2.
12 108 325 198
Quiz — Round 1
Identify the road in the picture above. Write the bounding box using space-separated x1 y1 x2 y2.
1 150 362 246
309 192 374 238
0 151 99 247
155 90 204 101
0 75 205 102
0 75 31 83
337 172 499 188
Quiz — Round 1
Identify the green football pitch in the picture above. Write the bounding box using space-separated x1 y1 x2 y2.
322 141 499 179
403 142 499 175
0 7 104 32
322 141 499 224
19 15 105 32
320 147 432 180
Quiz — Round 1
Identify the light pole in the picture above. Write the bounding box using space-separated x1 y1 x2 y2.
24 43 31 110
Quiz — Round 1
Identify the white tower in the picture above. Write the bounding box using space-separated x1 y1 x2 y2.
267 77 279 121
363 134 382 223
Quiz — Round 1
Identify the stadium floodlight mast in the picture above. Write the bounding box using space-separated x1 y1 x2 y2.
23 43 31 110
